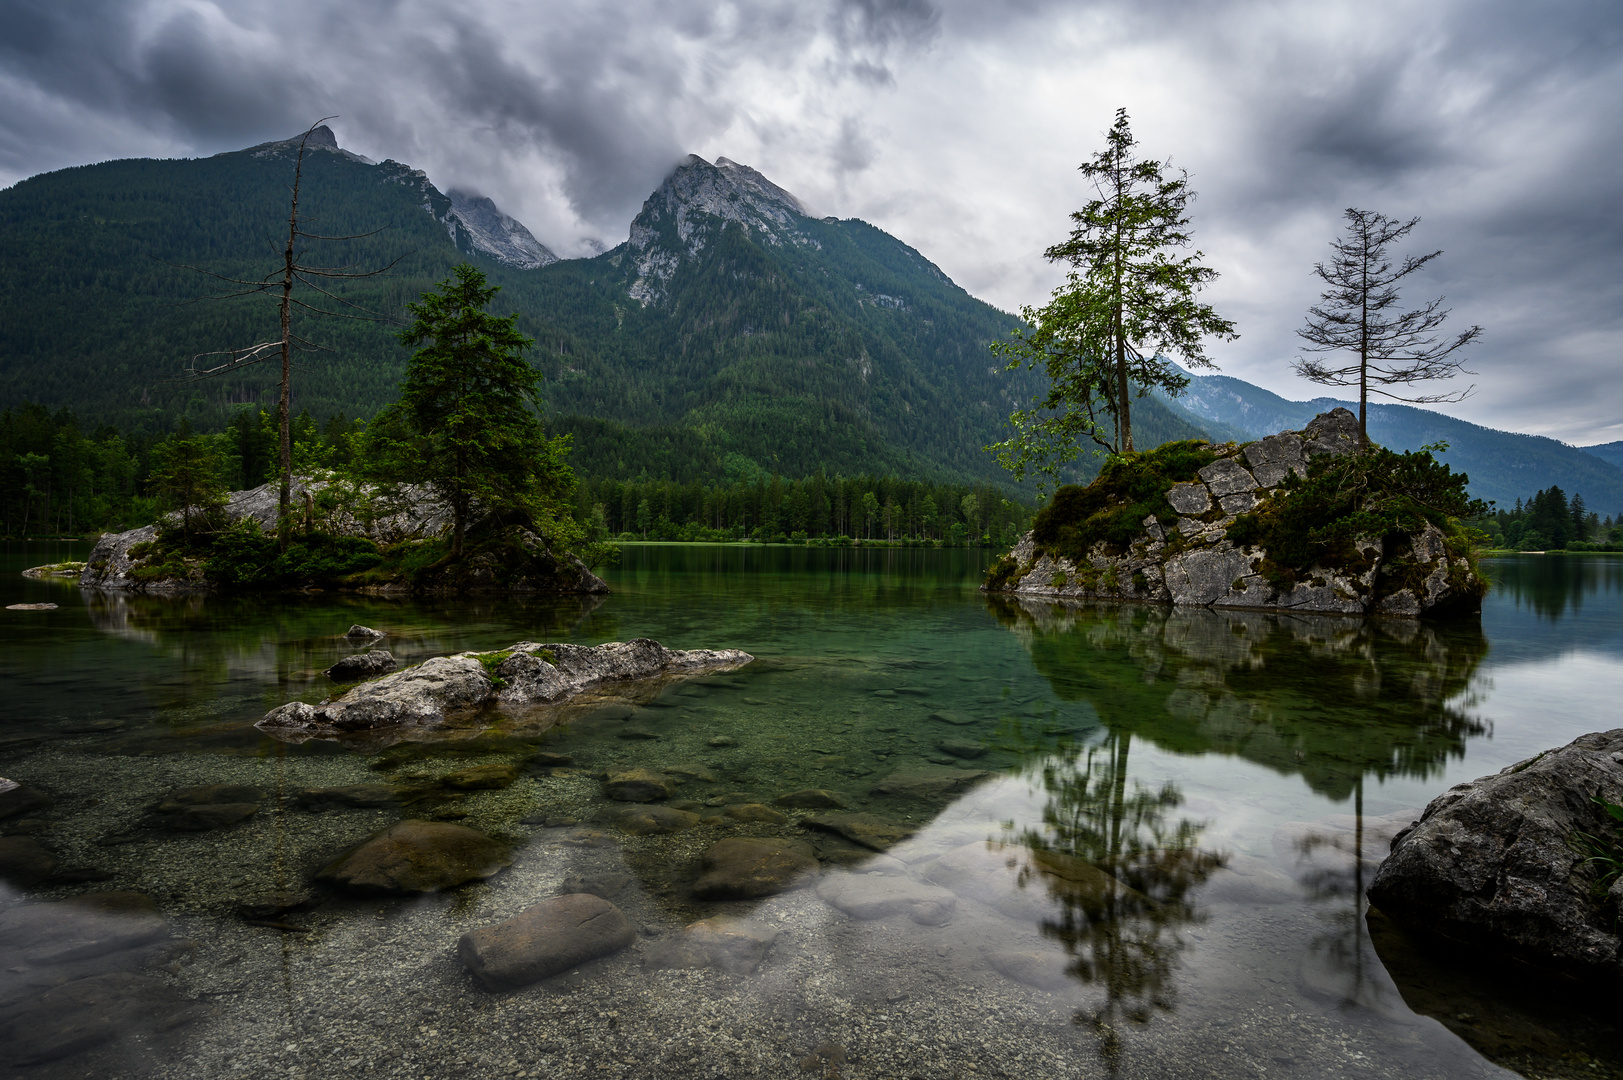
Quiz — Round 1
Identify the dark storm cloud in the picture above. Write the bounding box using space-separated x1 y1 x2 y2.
1 0 1621 439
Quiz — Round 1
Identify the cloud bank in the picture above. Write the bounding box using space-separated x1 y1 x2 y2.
1 0 1620 442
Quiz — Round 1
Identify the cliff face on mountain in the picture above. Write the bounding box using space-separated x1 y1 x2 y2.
984 409 1486 618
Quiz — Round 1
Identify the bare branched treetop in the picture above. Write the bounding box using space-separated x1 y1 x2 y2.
1294 208 1482 445
168 117 405 548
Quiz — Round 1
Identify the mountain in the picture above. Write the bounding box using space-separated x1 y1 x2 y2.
1166 373 1623 513
1580 442 1623 471
0 134 1222 486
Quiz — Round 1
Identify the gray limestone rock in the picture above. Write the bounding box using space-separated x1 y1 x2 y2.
1303 407 1362 457
1167 482 1213 516
1242 432 1308 487
458 894 635 990
1197 459 1259 496
1164 547 1257 607
325 650 397 682
1368 729 1623 981
344 624 387 642
1219 491 1259 515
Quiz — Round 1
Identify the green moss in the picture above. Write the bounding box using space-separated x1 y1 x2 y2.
1050 570 1068 589
984 554 1020 591
474 650 514 671
1030 441 1219 564
541 648 557 665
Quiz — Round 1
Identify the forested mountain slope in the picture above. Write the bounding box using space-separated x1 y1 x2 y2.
0 135 1222 485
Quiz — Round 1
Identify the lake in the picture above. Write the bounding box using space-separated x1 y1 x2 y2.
3 543 1623 1079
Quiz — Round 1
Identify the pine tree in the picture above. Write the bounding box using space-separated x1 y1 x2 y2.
990 108 1236 486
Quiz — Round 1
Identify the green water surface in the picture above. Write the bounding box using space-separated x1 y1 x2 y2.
3 544 1622 1079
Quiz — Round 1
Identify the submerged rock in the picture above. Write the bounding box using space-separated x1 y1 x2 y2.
149 784 262 832
294 784 401 810
801 812 916 851
643 918 779 974
613 805 700 835
258 638 753 735
0 836 58 888
1369 729 1623 982
326 650 397 682
441 763 519 790
692 837 820 899
775 788 848 809
816 873 957 926
0 780 51 821
869 766 989 800
0 892 167 965
458 893 636 990
317 820 511 893
604 768 674 803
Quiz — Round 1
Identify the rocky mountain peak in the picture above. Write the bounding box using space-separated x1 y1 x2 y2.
622 154 813 304
238 125 376 166
445 190 559 270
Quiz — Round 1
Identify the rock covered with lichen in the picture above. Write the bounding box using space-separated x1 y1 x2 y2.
984 408 1484 618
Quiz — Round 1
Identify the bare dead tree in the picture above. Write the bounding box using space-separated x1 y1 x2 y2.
171 118 403 548
1294 208 1482 445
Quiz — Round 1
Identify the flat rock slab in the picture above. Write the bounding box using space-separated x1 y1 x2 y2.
326 650 397 681
0 892 167 965
1369 728 1623 981
816 873 957 926
294 784 401 810
724 803 787 824
869 766 989 801
458 893 635 990
154 784 263 809
0 781 51 821
643 918 779 974
985 948 1073 991
801 812 916 851
928 711 977 726
938 739 986 760
604 768 673 802
441 763 519 790
613 806 701 835
775 788 848 809
318 820 511 893
0 971 201 1066
160 802 259 831
693 838 820 900
0 836 58 888
557 872 631 900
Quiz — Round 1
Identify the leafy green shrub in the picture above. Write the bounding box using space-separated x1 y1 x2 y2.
1030 440 1219 563
984 554 1020 591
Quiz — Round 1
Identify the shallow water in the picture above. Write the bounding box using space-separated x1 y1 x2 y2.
3 544 1623 1078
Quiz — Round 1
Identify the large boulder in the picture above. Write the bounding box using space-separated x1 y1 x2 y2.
458 893 635 990
1368 729 1623 981
317 820 511 893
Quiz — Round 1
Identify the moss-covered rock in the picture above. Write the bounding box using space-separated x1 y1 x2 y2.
986 408 1487 618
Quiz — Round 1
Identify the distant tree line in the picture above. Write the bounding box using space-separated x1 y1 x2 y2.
1476 486 1623 551
575 473 1031 547
2 397 1031 548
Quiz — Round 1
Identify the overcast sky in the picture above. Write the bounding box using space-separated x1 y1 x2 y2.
2 0 1620 443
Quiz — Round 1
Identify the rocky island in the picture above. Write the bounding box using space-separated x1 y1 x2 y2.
984 408 1486 617
76 477 606 596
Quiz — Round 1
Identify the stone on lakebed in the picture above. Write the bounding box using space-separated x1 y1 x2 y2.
458 893 635 991
318 820 511 893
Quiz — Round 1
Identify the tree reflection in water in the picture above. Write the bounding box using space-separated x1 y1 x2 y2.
987 596 1490 1062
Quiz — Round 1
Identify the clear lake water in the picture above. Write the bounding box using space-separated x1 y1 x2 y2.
4 542 1623 1079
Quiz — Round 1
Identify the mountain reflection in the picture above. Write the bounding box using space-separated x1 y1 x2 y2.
988 597 1490 798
